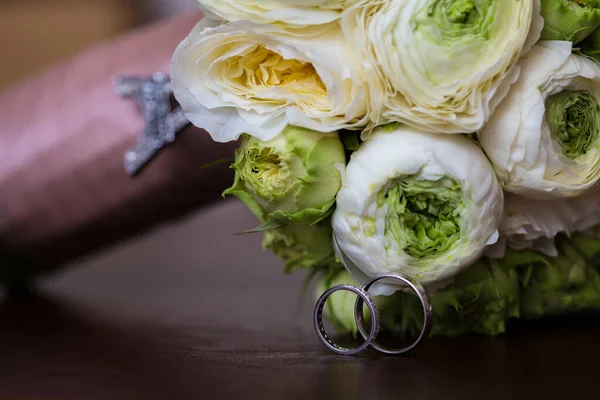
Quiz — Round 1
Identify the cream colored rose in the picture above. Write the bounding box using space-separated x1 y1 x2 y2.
479 41 600 199
171 19 369 143
341 0 543 135
332 124 503 288
198 0 347 27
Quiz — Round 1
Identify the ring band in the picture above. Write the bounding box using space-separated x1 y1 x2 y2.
355 274 433 355
313 284 380 356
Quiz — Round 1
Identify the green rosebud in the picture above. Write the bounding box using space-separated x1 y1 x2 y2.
398 259 521 337
263 220 338 273
224 126 345 224
520 234 600 318
540 0 600 44
370 233 600 338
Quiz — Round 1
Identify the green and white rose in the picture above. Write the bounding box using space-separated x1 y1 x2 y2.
332 124 503 291
172 19 369 143
341 0 543 134
224 126 346 224
479 41 600 198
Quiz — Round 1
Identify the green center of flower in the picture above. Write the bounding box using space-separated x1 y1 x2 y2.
381 177 464 259
408 0 511 86
447 0 478 23
419 0 493 42
545 89 600 160
575 0 600 8
244 146 289 200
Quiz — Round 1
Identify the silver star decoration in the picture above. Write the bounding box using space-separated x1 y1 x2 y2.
114 72 190 176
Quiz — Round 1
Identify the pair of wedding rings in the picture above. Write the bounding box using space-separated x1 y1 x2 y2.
313 274 433 356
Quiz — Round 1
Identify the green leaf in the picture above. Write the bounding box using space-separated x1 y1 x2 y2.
373 233 600 337
234 219 283 235
540 0 600 44
396 259 521 337
199 158 232 169
262 219 338 273
340 131 361 152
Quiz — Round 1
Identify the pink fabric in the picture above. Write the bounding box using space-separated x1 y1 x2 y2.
0 12 235 270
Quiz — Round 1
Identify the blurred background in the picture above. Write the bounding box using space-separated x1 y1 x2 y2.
0 0 197 89
0 0 238 282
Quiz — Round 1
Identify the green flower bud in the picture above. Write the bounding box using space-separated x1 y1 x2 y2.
540 0 600 44
224 126 345 224
263 220 337 273
398 259 520 337
332 126 503 287
370 233 600 337
520 234 600 317
545 90 600 160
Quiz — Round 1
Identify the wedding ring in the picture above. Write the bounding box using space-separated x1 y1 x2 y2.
313 284 380 356
355 274 433 355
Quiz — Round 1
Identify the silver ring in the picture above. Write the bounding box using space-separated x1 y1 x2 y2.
313 284 380 356
355 274 432 355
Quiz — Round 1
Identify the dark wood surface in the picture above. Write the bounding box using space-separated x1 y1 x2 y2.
1 200 599 399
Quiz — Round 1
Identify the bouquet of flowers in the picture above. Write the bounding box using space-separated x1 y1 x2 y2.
171 0 600 337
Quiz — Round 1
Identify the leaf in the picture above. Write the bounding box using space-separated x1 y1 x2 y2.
199 158 232 169
340 131 361 152
233 219 282 235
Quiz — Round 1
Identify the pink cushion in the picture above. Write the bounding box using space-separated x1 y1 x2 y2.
0 11 235 270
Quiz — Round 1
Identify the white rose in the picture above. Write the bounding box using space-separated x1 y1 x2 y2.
171 19 369 143
198 0 347 28
341 0 543 135
489 191 600 258
332 124 503 292
480 41 600 199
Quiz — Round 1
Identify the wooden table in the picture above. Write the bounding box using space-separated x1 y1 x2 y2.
0 200 598 399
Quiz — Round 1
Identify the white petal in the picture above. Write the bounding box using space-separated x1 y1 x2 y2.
341 0 542 134
496 191 600 256
198 0 344 27
480 41 600 198
171 20 370 142
332 125 504 288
